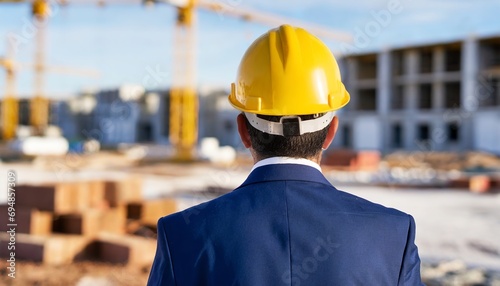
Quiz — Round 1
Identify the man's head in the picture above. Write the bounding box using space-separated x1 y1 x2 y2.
228 25 349 162
237 113 339 162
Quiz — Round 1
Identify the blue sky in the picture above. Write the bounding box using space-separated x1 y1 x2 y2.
1 0 500 98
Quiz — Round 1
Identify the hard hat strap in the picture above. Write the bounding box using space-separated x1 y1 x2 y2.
244 112 335 136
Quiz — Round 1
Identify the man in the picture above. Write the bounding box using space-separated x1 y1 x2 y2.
148 25 423 285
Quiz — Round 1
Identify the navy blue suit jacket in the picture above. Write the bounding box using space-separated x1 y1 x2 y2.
148 164 423 285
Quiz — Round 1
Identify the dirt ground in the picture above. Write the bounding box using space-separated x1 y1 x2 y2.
3 261 500 285
1 154 499 285
0 261 150 286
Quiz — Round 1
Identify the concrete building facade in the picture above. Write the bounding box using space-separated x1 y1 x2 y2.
336 35 500 154
67 86 169 147
199 89 241 148
48 87 237 149
41 35 499 154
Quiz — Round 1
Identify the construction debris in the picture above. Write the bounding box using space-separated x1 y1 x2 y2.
422 260 500 286
384 151 500 171
326 151 500 193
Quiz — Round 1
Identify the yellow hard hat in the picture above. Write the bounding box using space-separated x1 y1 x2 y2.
228 24 350 116
32 0 50 18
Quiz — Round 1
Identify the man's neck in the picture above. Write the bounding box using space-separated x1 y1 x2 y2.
251 156 323 173
253 153 322 165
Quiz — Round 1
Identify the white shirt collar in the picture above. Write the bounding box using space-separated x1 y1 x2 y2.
251 157 322 173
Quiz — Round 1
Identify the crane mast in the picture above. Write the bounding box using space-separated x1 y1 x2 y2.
1 40 18 140
1 0 351 158
1 0 100 141
169 0 198 161
31 0 50 133
166 0 351 161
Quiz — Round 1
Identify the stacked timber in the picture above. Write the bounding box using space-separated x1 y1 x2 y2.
0 177 180 267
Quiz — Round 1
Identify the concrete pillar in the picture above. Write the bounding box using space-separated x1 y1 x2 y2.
377 49 391 152
433 82 444 110
462 36 479 111
461 36 479 150
433 46 445 111
404 50 419 150
346 58 358 85
432 82 445 151
434 47 445 73
406 50 419 111
377 50 391 115
431 120 447 151
406 49 419 78
404 118 417 151
346 58 358 111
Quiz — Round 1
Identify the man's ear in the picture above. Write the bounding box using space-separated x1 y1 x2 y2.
237 113 252 148
322 116 339 150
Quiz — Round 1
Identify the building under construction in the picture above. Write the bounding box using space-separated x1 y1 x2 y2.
334 34 500 155
2 34 500 156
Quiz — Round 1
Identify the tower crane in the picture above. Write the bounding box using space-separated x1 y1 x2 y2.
0 45 100 140
144 0 352 161
0 40 18 140
2 0 352 160
31 0 50 134
0 0 100 140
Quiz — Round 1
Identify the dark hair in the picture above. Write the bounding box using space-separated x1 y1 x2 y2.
244 114 330 159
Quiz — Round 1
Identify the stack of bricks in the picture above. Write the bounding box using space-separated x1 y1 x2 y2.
450 175 500 193
0 177 180 267
322 149 381 171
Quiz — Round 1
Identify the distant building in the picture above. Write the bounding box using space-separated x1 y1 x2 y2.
336 35 500 154
47 35 500 154
50 100 78 139
136 89 170 145
48 85 238 148
199 88 241 148
59 85 169 147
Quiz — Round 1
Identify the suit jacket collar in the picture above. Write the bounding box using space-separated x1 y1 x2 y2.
251 157 322 172
238 164 333 189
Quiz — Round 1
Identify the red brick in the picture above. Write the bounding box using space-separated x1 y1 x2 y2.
0 233 93 265
16 183 78 213
104 177 142 207
75 180 107 210
96 233 156 267
449 177 470 189
470 175 491 193
127 199 177 226
16 181 107 213
0 205 52 235
355 151 381 171
490 177 500 189
322 149 381 171
53 206 126 236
